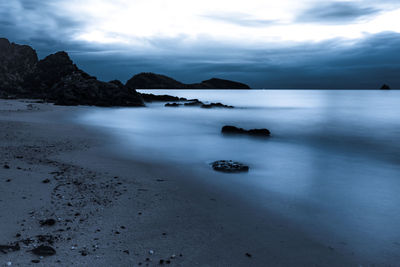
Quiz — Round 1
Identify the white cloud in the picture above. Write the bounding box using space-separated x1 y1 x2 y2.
49 0 400 46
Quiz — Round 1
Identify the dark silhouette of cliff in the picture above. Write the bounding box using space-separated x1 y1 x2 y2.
0 38 143 106
1 38 250 106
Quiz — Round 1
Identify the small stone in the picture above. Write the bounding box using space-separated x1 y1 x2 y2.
31 245 56 256
42 179 50 184
31 260 40 263
6 262 12 266
3 164 10 169
159 259 164 264
245 252 252 258
149 250 154 255
40 219 56 226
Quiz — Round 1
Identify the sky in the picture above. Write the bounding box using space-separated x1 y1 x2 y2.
1 0 400 88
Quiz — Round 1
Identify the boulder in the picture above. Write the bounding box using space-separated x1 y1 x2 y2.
380 84 391 90
221 125 270 136
211 160 249 173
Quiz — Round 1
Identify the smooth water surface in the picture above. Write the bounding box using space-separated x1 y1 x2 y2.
80 90 400 264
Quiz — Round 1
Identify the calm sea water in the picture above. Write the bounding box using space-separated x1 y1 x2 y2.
80 90 400 264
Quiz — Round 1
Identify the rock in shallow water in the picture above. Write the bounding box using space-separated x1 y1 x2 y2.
211 160 249 173
221 126 270 137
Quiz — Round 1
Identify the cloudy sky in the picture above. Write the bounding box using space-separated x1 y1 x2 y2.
1 0 400 88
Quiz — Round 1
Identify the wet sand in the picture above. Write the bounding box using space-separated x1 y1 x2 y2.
0 99 356 266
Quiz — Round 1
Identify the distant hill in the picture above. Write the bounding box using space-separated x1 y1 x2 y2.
126 73 251 89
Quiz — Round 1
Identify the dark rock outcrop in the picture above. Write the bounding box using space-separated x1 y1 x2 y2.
221 126 271 137
163 99 234 108
380 84 391 90
50 72 144 106
211 160 249 173
141 93 187 102
201 102 234 109
165 103 182 107
126 72 251 89
24 51 80 96
184 99 203 106
0 38 38 96
0 38 144 106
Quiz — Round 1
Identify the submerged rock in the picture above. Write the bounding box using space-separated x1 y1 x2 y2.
165 103 182 107
211 160 249 173
184 99 203 106
201 102 234 109
221 126 270 136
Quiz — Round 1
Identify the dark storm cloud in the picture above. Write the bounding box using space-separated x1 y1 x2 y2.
65 32 400 89
297 2 381 24
0 0 86 55
202 13 279 27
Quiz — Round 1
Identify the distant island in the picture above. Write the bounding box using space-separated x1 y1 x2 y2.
126 72 250 90
0 37 250 107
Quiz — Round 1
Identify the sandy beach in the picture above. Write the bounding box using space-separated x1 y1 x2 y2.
0 99 358 266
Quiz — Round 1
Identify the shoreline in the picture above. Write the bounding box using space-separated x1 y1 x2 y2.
0 99 357 266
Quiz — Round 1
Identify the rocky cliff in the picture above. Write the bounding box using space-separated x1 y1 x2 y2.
0 38 38 96
0 38 144 106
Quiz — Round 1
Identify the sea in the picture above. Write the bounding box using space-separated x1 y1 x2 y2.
80 89 400 264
